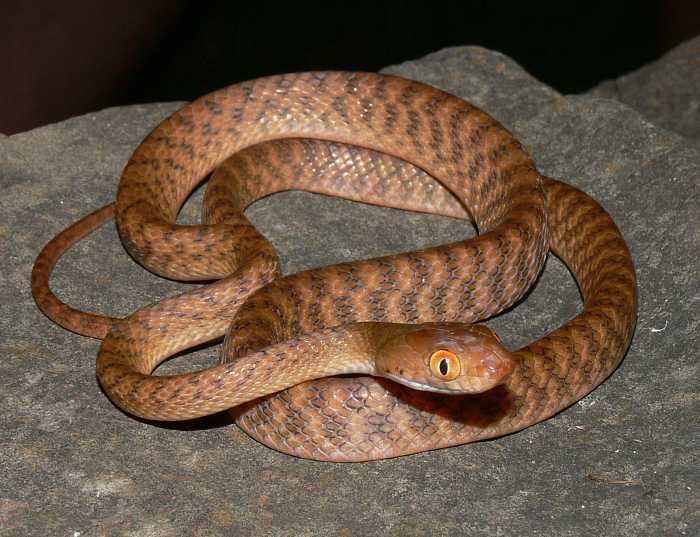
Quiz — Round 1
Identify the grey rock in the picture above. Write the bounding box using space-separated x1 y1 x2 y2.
1 44 698 537
590 36 700 145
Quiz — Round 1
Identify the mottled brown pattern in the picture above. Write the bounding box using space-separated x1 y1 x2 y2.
229 172 637 461
32 72 636 461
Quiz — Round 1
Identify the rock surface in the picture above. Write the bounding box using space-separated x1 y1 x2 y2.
590 36 700 145
2 40 698 536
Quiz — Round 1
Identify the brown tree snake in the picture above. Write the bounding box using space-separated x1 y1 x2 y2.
32 72 637 461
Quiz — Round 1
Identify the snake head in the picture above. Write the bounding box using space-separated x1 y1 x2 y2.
374 323 514 394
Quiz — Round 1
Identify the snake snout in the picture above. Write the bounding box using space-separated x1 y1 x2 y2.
463 349 515 384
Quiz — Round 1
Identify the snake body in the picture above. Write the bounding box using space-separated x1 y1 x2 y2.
32 72 637 461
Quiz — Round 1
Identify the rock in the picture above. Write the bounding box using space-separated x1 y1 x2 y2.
1 42 697 536
590 35 700 145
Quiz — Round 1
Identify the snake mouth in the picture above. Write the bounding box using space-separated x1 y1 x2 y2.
380 373 465 394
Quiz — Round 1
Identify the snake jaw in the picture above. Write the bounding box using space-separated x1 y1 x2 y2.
378 373 471 394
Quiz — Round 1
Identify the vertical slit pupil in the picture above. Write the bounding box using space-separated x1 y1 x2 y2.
439 359 449 375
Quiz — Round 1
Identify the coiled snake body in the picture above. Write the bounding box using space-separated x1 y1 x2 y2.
32 72 637 461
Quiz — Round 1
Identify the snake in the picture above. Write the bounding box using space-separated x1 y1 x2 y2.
32 72 637 461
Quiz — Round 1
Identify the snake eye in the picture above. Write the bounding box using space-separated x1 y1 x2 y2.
429 350 461 381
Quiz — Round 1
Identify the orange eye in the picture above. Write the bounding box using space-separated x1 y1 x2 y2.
429 350 461 381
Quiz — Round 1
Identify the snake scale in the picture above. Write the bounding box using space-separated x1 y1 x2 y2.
32 72 637 461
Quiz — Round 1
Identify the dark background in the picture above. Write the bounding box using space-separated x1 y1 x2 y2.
2 0 699 134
